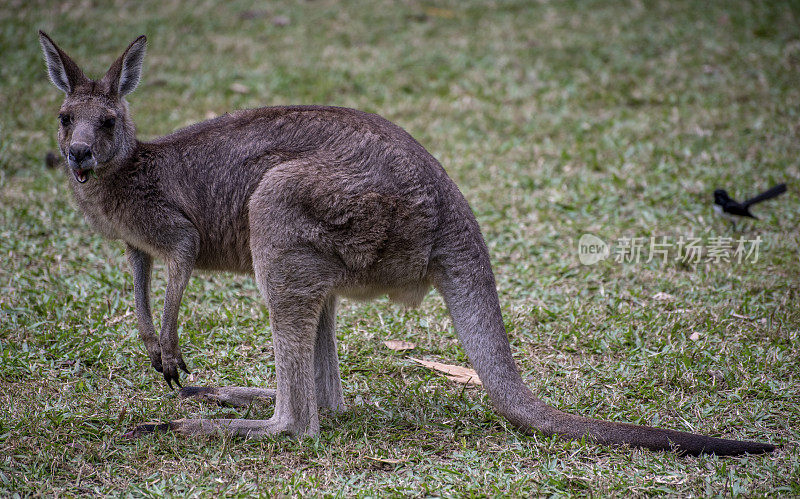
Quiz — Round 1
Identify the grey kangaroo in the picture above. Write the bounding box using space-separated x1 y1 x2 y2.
39 31 775 456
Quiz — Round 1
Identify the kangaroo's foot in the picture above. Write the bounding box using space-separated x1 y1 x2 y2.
178 386 276 407
125 416 314 439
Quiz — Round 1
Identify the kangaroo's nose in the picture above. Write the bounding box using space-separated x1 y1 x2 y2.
68 143 92 164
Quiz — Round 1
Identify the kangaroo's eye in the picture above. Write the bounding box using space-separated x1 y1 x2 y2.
59 113 72 127
101 117 116 129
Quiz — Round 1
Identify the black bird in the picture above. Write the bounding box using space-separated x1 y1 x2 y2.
713 183 787 227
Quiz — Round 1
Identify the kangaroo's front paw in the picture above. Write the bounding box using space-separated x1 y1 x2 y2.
148 349 163 373
161 350 190 389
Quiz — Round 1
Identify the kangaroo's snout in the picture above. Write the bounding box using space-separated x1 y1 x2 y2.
68 143 92 164
68 142 95 183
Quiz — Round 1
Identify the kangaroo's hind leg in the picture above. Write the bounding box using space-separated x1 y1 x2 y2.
179 295 343 411
314 295 345 412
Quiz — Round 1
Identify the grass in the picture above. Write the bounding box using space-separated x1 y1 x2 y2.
1 0 799 495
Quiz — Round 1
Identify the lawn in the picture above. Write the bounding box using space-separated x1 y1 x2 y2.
1 0 798 495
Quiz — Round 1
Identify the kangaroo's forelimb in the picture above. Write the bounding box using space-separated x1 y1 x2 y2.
159 244 197 387
127 245 161 372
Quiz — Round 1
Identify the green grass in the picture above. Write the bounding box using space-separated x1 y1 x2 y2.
2 0 799 495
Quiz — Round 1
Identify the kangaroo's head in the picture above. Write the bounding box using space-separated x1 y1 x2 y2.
39 31 146 183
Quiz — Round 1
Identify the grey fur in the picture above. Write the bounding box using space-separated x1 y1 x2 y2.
39 31 776 456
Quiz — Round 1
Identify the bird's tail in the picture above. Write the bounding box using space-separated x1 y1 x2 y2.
744 183 787 207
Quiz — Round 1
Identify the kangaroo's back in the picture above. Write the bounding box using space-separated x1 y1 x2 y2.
137 105 449 273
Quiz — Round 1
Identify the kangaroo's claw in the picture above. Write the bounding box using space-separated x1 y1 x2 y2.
163 367 182 389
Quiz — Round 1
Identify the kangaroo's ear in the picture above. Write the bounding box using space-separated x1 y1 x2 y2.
102 35 147 97
38 30 88 94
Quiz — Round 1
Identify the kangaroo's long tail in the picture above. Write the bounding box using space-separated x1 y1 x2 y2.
433 222 776 456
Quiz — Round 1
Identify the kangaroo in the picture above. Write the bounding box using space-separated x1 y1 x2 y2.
39 31 776 456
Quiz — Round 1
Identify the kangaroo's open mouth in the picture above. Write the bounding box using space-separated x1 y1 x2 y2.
72 168 91 183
